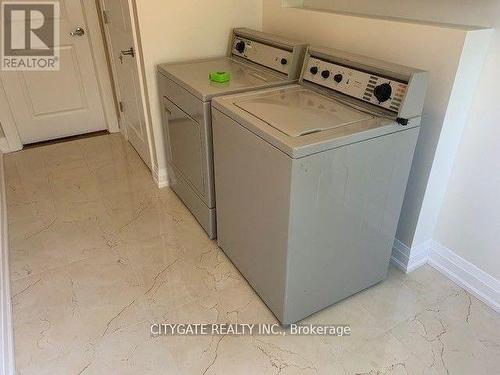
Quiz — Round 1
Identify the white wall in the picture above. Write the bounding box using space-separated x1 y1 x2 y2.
290 0 500 286
134 0 263 185
433 17 500 279
262 1 490 246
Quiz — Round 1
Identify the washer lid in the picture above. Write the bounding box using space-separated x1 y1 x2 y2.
234 89 372 137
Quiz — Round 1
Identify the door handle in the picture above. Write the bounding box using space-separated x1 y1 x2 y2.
120 47 135 58
70 27 85 37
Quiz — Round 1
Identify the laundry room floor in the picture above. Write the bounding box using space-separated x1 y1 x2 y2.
5 133 500 374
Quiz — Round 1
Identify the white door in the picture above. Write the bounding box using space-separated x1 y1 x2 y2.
0 0 108 144
100 0 151 168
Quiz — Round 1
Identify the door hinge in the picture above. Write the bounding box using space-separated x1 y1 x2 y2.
102 10 109 24
119 101 124 113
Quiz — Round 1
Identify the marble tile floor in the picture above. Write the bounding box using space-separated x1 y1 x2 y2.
5 134 500 374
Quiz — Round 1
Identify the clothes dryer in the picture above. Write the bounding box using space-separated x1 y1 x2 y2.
158 29 307 238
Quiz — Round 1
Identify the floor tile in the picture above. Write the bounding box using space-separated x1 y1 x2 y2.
6 134 500 374
11 267 86 367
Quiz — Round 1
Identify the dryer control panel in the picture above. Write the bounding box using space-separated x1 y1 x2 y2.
230 28 308 80
304 56 407 113
232 37 293 75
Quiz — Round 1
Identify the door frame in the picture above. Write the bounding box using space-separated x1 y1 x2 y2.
97 0 155 170
83 0 119 135
0 0 119 153
0 78 21 153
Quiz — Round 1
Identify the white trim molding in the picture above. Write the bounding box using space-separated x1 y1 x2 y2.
153 166 169 189
0 138 10 154
429 241 500 314
0 153 15 374
0 79 22 153
391 239 431 273
82 0 120 134
391 238 500 314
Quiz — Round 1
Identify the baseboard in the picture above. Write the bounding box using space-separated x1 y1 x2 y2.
391 238 500 314
428 241 500 314
152 165 169 188
391 239 430 273
0 153 15 374
0 138 10 154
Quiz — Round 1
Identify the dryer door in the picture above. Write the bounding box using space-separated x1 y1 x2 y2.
163 98 207 200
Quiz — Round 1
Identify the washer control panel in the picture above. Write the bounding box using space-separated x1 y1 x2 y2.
304 56 408 113
232 37 293 75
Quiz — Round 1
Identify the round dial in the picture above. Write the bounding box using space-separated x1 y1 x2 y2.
334 74 343 83
235 41 246 53
321 70 330 79
310 66 318 75
374 83 392 103
280 58 288 65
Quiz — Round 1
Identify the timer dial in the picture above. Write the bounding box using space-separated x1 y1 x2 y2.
374 83 392 103
235 41 246 53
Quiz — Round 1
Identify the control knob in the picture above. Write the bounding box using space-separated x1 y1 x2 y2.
235 41 246 53
334 74 343 83
374 83 392 103
280 58 288 65
310 66 318 75
321 70 330 79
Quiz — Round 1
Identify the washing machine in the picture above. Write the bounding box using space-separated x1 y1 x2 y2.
157 28 307 239
212 46 428 324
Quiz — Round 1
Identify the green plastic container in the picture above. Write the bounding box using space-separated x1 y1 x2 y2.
209 71 231 83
